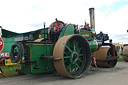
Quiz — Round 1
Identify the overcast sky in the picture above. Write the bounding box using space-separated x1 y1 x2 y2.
0 0 128 44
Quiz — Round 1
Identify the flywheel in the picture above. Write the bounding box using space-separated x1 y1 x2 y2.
53 35 91 78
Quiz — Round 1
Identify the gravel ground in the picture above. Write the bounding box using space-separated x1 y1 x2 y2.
0 61 128 85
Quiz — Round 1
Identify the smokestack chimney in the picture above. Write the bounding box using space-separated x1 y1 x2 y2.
89 8 95 30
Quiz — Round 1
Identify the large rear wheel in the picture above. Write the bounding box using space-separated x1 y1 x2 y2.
53 35 91 78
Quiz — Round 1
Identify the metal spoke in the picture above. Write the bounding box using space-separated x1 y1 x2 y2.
78 54 84 57
53 35 91 78
64 56 71 59
76 63 81 69
73 40 79 51
64 59 69 63
66 45 72 53
69 66 72 73
67 64 72 73
107 51 112 57
78 58 83 63
78 48 82 54
75 64 77 72
67 63 71 70
75 42 79 48
64 52 68 55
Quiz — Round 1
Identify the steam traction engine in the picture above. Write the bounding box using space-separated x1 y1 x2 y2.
10 8 118 78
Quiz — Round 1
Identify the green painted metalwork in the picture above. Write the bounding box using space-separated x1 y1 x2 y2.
6 19 101 78
64 24 74 36
79 30 98 52
79 32 92 40
64 38 85 74
8 8 114 78
18 24 99 75
0 29 20 53
88 40 98 52
1 37 15 52
41 28 48 38
21 46 31 74
59 25 68 39
59 24 74 39
21 44 56 74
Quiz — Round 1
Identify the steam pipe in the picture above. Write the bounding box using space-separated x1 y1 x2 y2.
89 8 95 30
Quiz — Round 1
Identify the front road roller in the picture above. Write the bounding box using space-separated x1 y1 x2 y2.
122 45 128 62
93 47 118 68
53 35 91 78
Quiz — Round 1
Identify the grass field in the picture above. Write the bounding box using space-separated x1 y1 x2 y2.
0 65 19 78
117 52 124 61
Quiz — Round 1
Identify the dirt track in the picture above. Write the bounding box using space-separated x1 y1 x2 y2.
0 61 128 85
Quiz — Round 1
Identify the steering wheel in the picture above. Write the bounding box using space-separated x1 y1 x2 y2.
49 20 65 33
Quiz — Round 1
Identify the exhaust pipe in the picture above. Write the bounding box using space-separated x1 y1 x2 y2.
89 8 95 30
